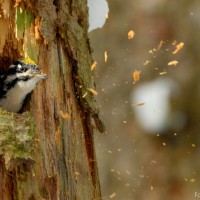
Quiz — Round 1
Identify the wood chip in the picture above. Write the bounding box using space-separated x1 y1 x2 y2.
109 193 116 198
60 111 71 119
143 60 151 65
104 51 108 62
133 70 141 82
149 50 154 54
159 71 167 75
91 61 97 71
128 30 135 39
172 42 184 54
157 40 164 51
172 40 177 45
168 60 179 66
190 178 195 182
192 144 196 148
131 102 145 107
87 88 98 96
82 92 88 98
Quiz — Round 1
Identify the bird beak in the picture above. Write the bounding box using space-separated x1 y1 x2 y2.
36 73 47 80
31 66 47 80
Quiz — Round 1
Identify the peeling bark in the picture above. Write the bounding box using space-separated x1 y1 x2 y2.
0 0 102 199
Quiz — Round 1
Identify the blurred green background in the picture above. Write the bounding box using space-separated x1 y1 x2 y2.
89 0 200 199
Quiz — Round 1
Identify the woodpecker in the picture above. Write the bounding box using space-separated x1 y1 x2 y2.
0 58 47 113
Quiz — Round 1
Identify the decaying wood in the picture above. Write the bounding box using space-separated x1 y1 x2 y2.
0 0 102 199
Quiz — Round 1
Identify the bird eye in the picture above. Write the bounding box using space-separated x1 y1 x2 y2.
17 64 23 72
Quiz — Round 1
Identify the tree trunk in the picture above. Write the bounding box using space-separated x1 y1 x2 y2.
0 0 103 199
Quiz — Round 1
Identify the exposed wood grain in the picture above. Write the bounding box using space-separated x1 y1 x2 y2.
0 0 102 199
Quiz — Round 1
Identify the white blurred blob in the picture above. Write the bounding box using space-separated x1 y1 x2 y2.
87 0 109 32
131 78 185 134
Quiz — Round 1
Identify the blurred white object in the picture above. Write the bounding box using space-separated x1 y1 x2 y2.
131 78 185 134
87 0 109 32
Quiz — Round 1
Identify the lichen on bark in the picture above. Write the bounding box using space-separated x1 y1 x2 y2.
0 108 35 170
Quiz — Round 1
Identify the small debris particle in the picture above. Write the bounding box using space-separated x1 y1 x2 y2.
60 111 71 119
143 60 151 65
75 171 80 175
190 178 195 183
149 50 154 54
168 60 179 66
128 30 135 39
131 102 145 107
162 142 166 146
117 149 122 152
82 92 88 98
91 61 97 71
104 51 108 62
133 70 141 82
172 40 177 45
172 42 184 54
151 160 157 164
87 88 98 96
150 186 154 191
192 144 196 148
125 170 131 175
159 71 167 75
157 40 164 50
109 193 116 198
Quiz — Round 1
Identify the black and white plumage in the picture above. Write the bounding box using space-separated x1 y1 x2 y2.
0 59 47 113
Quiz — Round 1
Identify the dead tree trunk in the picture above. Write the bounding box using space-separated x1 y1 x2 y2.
0 0 103 199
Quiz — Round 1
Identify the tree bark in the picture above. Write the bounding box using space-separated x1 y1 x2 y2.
0 0 102 199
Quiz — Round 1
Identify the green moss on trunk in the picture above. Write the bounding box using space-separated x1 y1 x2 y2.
0 108 35 170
